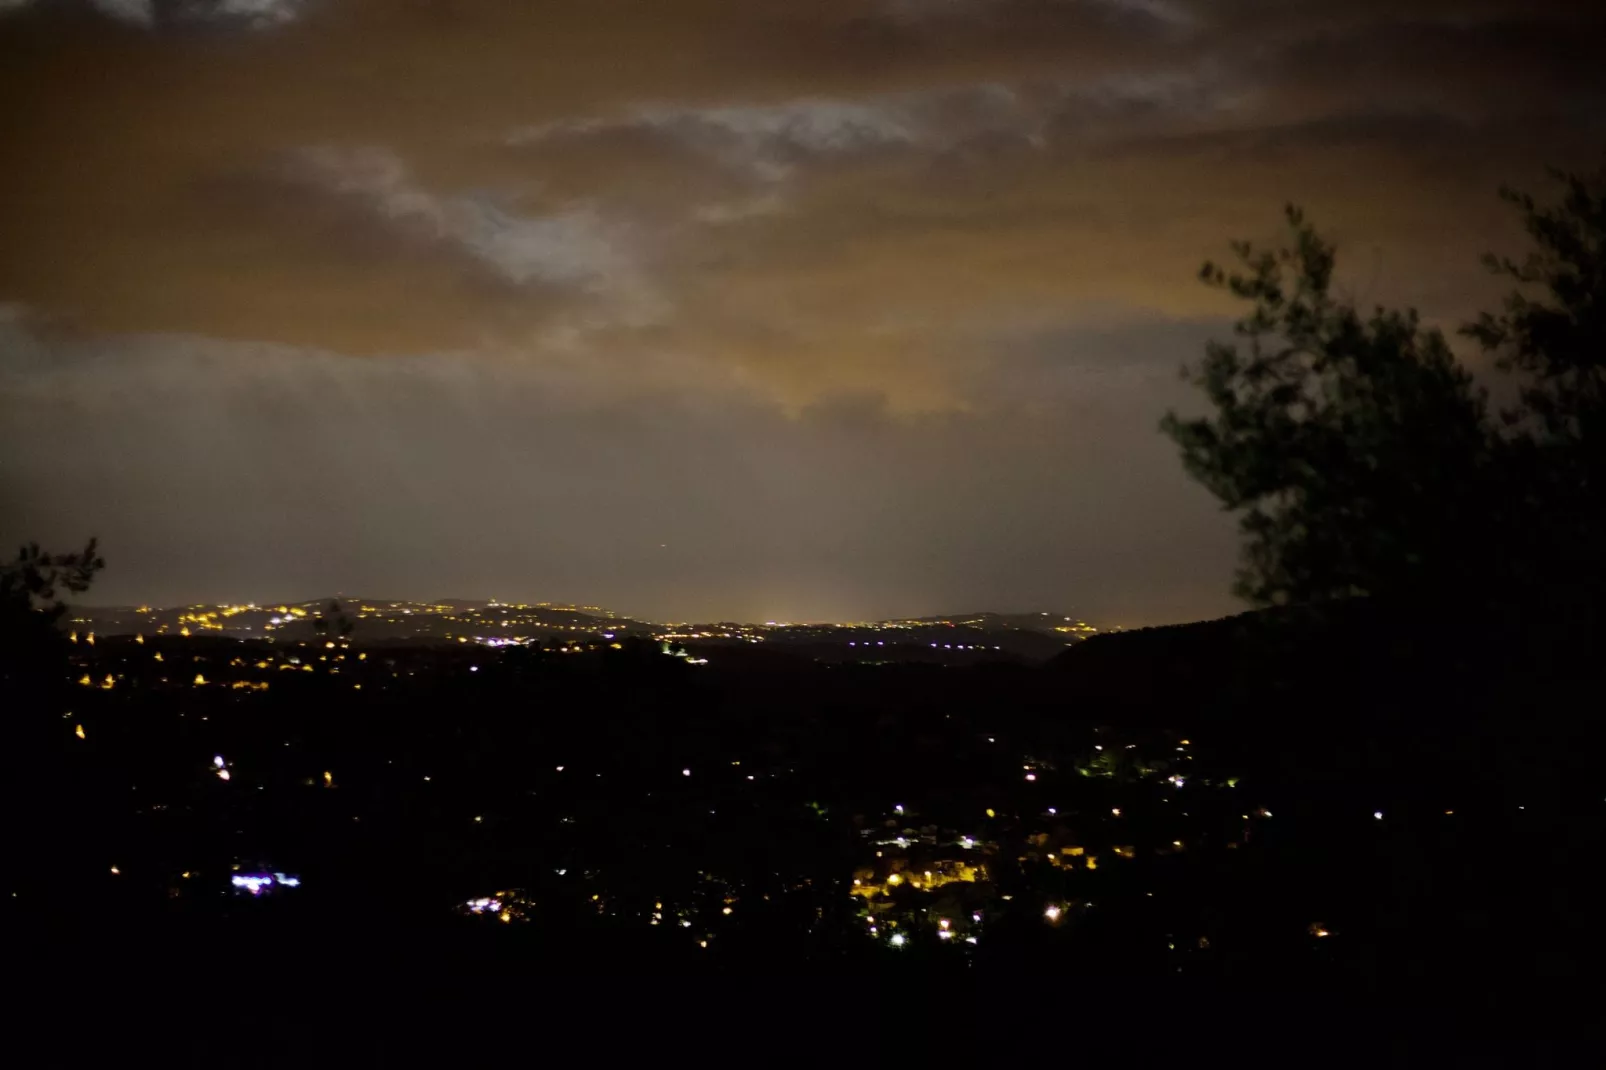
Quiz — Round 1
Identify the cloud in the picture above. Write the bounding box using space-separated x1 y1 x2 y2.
295 146 653 299
0 317 1239 624
3 0 1601 619
89 0 153 25
6 0 306 27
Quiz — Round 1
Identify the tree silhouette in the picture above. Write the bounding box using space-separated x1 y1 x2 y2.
313 598 356 641
1 537 105 693
1161 208 1494 606
1166 164 1606 613
1464 164 1606 617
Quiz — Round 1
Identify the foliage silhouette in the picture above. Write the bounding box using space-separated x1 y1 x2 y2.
1166 164 1606 614
0 537 104 693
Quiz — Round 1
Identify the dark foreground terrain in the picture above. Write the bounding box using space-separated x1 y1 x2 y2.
7 602 1602 1059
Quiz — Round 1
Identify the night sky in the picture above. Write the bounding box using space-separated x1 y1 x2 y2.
2 1 1602 624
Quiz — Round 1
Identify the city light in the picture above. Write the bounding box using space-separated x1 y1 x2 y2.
232 873 300 896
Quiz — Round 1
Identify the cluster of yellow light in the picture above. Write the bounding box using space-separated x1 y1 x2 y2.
850 859 986 899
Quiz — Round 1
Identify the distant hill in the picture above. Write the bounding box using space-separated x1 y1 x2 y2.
63 598 654 642
1047 596 1576 724
63 598 1107 662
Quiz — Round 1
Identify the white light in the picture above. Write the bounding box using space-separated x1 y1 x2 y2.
894 804 904 814
937 930 952 940
469 666 478 672
232 875 278 895
1025 773 1036 781
1374 811 1384 820
965 937 978 945
213 756 225 768
890 933 906 947
682 768 691 777
1044 905 1061 921
216 769 231 781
